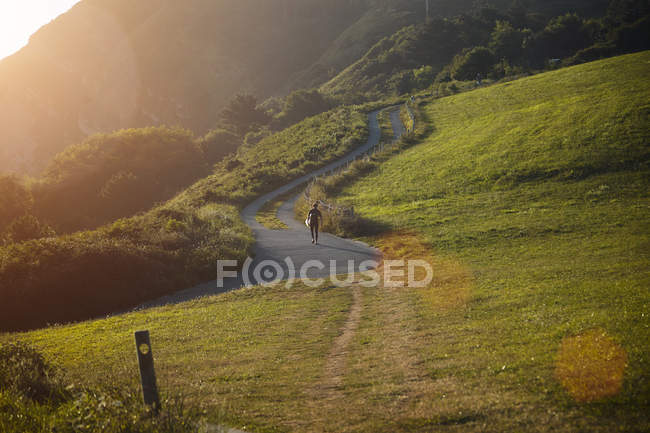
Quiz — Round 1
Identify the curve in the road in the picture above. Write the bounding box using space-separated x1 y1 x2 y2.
140 106 406 308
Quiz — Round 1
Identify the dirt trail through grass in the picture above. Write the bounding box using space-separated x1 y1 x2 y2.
309 285 363 406
322 285 363 390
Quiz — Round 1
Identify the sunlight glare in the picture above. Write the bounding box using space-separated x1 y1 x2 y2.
0 0 81 61
555 328 627 402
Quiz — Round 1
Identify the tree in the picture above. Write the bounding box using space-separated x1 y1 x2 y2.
531 13 591 61
451 46 495 80
413 65 436 89
198 129 241 165
490 20 526 61
5 215 54 243
0 175 33 231
276 89 332 127
218 94 270 136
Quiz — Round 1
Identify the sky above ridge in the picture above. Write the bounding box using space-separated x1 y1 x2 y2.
0 0 81 61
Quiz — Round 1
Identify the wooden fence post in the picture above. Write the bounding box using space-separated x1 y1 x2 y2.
134 330 161 413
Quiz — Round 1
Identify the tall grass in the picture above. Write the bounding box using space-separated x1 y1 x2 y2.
0 341 200 433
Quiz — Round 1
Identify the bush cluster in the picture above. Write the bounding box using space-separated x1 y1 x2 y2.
0 341 66 403
30 126 240 234
323 1 650 97
0 342 199 433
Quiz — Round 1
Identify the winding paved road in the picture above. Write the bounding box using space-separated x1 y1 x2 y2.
140 107 405 308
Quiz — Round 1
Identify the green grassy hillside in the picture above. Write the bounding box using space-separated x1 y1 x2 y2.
330 51 649 425
2 53 647 432
284 7 417 91
320 19 479 98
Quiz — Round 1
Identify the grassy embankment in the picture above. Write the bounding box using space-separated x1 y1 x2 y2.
254 191 292 230
1 53 648 432
0 106 368 331
292 102 426 237
254 101 404 231
330 51 650 430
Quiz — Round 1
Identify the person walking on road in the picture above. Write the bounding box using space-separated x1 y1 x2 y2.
307 202 323 244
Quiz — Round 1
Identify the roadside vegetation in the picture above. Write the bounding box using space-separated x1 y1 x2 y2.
1 52 648 432
0 106 368 331
255 187 301 230
376 108 395 142
293 103 428 237
0 341 200 432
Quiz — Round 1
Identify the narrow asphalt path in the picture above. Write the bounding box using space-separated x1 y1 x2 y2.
140 107 404 308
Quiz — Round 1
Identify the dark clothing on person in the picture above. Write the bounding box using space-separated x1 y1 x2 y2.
308 208 322 243
310 222 319 242
308 208 322 226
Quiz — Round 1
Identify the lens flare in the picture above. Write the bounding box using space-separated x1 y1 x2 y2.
555 328 627 402
374 231 473 311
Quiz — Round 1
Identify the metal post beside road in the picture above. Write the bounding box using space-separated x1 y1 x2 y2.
134 330 161 413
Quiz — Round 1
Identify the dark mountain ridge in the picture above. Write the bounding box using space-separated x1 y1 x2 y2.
0 0 610 175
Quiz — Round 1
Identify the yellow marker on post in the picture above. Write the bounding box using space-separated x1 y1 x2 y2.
134 330 161 413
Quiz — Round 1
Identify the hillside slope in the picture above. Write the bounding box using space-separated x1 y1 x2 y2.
0 0 370 174
2 53 648 433
0 0 612 175
0 105 368 331
284 7 418 92
331 51 649 424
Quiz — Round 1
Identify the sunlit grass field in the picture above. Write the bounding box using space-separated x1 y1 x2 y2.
332 51 650 429
1 53 648 432
2 282 356 431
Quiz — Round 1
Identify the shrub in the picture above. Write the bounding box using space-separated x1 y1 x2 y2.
277 89 333 127
0 341 65 403
32 126 215 232
219 94 270 136
567 42 617 65
197 128 241 166
0 343 200 432
412 65 436 89
490 20 526 61
0 175 33 232
451 47 495 81
528 13 591 63
165 218 188 233
4 215 54 244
